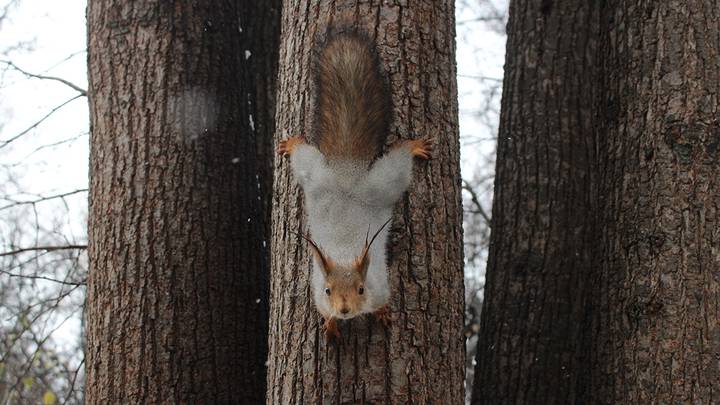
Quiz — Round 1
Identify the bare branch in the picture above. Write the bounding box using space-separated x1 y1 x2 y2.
0 189 88 211
0 60 87 95
8 131 89 165
61 357 85 405
12 308 82 395
42 49 86 73
0 268 85 286
0 245 87 257
0 0 20 25
462 179 492 227
458 74 502 82
457 15 504 25
0 94 84 149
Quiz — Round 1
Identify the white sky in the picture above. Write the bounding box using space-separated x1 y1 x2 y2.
0 0 88 191
457 2 506 170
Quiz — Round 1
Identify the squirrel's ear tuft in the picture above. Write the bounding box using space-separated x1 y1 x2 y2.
299 232 332 275
355 218 392 278
355 249 370 278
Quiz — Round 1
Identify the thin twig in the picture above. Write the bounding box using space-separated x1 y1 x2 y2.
457 74 503 82
0 189 88 211
462 180 492 227
61 357 85 405
0 245 87 257
0 94 84 150
13 308 82 397
8 132 89 166
41 49 86 74
457 15 505 24
0 268 85 286
1 60 87 95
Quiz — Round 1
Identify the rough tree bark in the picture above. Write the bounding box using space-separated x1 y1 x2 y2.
474 0 720 404
267 1 465 403
588 1 720 403
472 1 600 403
85 1 279 403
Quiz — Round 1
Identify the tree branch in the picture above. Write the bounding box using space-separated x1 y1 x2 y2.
457 15 504 25
0 94 84 149
462 180 492 227
1 60 87 95
62 357 85 405
457 74 502 82
8 131 89 165
0 268 85 286
0 189 88 211
0 245 87 257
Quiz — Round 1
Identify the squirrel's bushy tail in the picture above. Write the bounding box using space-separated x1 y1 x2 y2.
315 31 390 162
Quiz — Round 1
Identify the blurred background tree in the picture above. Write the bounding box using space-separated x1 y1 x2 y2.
0 1 87 403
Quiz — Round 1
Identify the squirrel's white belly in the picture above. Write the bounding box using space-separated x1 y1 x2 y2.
306 186 385 258
305 178 393 313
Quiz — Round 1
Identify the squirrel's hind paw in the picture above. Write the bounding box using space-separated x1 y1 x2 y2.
374 305 392 328
277 135 306 157
323 317 341 342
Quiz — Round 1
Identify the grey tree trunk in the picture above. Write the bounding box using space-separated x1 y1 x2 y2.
85 1 279 403
267 1 465 404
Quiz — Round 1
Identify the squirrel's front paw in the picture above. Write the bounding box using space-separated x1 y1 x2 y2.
396 138 432 160
277 135 306 157
374 305 392 328
323 317 341 342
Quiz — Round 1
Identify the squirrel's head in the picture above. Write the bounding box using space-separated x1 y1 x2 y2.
301 219 391 319
317 257 368 319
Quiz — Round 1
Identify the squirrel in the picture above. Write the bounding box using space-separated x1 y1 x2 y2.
277 29 431 341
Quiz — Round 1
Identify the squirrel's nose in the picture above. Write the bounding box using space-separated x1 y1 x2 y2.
340 307 350 315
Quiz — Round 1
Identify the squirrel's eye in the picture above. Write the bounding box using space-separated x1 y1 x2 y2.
324 288 331 295
358 287 364 295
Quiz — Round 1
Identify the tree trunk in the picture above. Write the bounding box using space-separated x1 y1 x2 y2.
267 1 465 403
474 0 720 403
85 1 279 403
472 0 600 403
588 1 720 403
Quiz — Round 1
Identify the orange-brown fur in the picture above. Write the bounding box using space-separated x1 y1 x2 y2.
308 240 369 317
314 32 390 162
322 265 367 316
